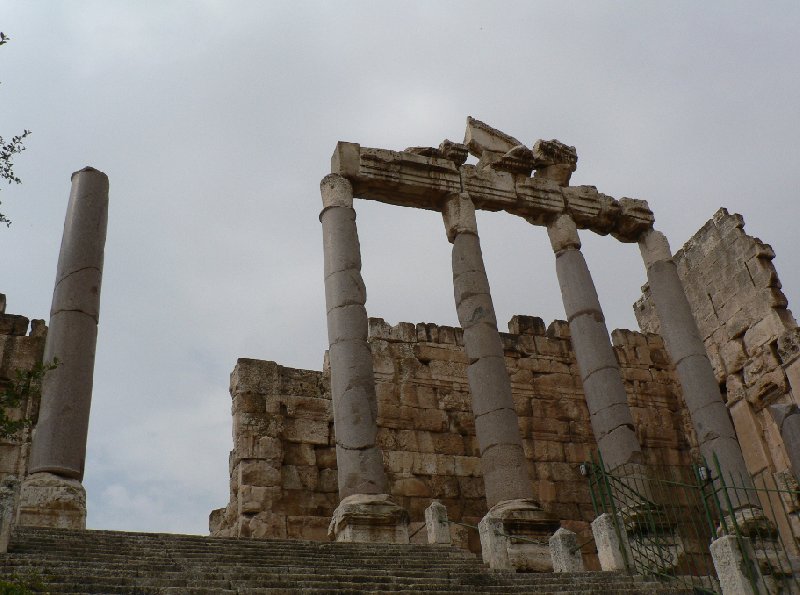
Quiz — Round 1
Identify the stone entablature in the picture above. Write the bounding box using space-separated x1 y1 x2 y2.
211 314 690 561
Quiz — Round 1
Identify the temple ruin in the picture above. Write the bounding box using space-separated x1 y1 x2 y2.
205 118 800 578
1 118 799 588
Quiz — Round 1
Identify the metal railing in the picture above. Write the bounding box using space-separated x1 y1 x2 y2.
585 452 800 593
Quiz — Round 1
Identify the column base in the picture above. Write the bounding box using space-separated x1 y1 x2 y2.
328 493 409 544
478 498 560 572
16 472 86 530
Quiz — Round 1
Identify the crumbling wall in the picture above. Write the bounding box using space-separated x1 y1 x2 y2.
211 314 689 557
0 293 46 483
636 208 799 506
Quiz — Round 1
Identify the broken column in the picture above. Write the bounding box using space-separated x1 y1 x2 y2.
548 214 644 473
319 174 408 543
639 228 759 511
444 192 557 571
17 167 108 529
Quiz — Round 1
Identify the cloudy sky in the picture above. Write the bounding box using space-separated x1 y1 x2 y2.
1 2 798 535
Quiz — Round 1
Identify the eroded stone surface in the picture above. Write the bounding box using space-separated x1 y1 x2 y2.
16 472 86 530
211 316 689 566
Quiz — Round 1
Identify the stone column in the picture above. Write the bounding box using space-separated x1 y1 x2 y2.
639 229 758 509
320 174 408 543
548 214 643 472
444 193 557 571
18 167 109 529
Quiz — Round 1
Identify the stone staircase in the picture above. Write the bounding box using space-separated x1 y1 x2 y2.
0 527 700 594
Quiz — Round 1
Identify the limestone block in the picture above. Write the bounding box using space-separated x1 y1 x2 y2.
442 193 478 243
331 142 461 209
720 339 747 375
591 513 629 571
549 527 584 572
514 177 565 224
16 472 85 529
613 197 654 242
480 445 534 507
460 164 516 212
321 207 362 278
0 315 28 336
391 476 430 498
466 357 513 416
328 493 409 544
561 186 620 234
777 328 800 366
336 444 388 497
743 311 793 354
284 417 330 446
464 116 522 159
729 400 770 475
462 322 504 363
710 534 768 594
424 500 451 545
324 270 366 313
478 498 560 571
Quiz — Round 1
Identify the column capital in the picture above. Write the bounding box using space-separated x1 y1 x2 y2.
638 228 672 269
442 192 477 243
547 213 581 253
320 174 354 209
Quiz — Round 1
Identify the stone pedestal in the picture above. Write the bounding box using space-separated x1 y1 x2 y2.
591 512 629 571
424 500 451 545
711 534 768 594
16 472 86 529
478 499 560 572
549 528 584 572
327 493 409 544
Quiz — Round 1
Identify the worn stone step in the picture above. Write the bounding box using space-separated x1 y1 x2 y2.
0 527 701 595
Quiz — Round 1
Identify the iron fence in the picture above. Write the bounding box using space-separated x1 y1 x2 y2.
584 452 800 593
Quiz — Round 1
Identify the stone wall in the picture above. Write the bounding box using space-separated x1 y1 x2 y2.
636 209 800 537
0 293 46 484
211 313 690 559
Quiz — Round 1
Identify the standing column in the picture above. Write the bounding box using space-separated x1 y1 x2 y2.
639 229 758 510
445 193 557 572
548 214 644 472
320 174 408 543
18 167 109 529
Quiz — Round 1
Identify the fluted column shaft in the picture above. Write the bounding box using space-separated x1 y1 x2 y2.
29 167 109 481
320 174 388 499
444 193 533 508
548 214 643 471
639 229 756 507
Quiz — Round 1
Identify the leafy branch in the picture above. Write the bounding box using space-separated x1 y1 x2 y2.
0 359 59 440
0 32 32 227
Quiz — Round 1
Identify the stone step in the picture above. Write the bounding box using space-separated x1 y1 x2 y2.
0 527 700 594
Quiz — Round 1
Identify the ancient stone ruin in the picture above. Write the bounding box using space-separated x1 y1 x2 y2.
1 118 800 588
206 117 800 576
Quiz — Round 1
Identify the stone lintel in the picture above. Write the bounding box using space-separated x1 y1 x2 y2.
329 137 655 240
330 142 461 210
328 493 409 544
478 498 560 572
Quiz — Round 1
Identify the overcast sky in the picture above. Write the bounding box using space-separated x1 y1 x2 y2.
1 2 798 535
